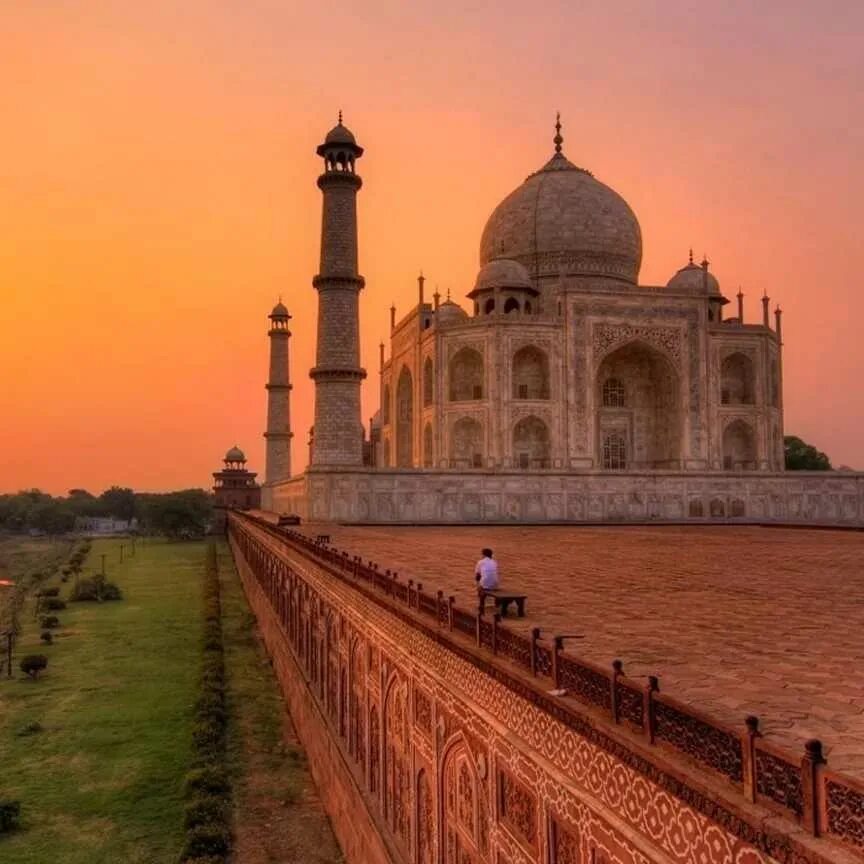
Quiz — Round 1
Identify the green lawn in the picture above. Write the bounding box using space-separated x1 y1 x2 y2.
0 537 204 864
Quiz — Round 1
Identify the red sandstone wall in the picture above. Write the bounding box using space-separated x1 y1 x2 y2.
229 517 861 864
232 540 397 864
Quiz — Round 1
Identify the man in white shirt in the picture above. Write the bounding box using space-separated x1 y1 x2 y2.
474 548 499 592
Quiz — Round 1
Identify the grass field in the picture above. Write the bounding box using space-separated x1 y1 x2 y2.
0 536 204 864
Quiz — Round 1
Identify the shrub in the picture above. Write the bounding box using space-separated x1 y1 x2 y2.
184 796 228 830
38 587 60 598
16 721 42 737
192 719 224 751
40 615 60 629
40 630 53 645
180 823 230 859
184 766 229 798
0 800 21 833
69 575 122 603
42 598 66 611
20 654 48 679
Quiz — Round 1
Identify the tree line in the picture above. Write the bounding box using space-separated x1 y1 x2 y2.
0 487 213 538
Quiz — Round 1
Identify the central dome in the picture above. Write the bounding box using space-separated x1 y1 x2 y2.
479 146 642 284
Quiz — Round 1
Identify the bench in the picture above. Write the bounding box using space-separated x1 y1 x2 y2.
479 589 527 618
277 514 301 526
315 534 331 545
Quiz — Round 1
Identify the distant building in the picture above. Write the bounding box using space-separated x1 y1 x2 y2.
75 516 138 535
212 446 261 530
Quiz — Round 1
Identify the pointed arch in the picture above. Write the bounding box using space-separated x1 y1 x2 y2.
396 366 414 467
512 416 550 468
449 348 484 401
450 417 484 468
723 419 757 470
440 737 486 863
512 346 550 399
423 422 434 468
721 353 755 405
595 340 681 469
423 356 434 406
383 674 410 845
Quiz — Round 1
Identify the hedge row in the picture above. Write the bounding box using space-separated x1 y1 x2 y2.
179 542 232 863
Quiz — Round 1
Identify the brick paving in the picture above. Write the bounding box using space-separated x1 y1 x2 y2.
302 523 864 779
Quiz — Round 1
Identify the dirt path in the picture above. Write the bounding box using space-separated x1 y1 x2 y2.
219 545 343 864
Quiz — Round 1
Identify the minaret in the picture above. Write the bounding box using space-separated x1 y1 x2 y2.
264 300 293 482
310 114 367 467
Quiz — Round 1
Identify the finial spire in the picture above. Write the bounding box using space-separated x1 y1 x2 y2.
688 248 694 265
553 112 563 154
338 109 343 125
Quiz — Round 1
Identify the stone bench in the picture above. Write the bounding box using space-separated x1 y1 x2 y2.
479 589 527 618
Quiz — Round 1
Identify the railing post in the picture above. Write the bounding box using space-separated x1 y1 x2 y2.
644 676 659 744
447 596 455 631
491 613 500 654
475 612 483 647
552 636 563 689
611 659 623 724
407 579 414 608
801 739 825 836
742 715 760 802
530 628 541 676
436 590 444 626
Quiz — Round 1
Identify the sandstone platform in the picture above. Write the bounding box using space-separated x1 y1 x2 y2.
296 522 864 780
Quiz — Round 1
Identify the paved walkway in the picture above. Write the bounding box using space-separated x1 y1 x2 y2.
302 524 864 779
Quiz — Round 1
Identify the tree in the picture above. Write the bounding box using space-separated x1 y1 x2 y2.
138 490 213 539
784 435 832 471
99 486 138 521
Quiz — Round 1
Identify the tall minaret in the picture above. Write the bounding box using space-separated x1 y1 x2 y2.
264 301 293 482
310 114 367 467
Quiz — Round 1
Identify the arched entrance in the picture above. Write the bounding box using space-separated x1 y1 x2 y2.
596 341 682 469
721 353 755 405
512 346 550 399
396 367 413 467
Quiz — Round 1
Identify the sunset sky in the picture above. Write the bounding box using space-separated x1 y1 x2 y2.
2 1 862 494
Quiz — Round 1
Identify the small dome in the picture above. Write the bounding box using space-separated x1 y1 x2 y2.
436 300 469 325
472 258 532 294
270 300 289 318
324 120 357 146
666 256 720 295
225 446 246 463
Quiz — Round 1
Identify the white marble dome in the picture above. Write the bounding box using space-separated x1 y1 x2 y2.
667 258 720 295
479 151 642 284
473 258 532 293
436 299 469 325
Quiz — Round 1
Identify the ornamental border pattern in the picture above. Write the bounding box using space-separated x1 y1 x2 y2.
243 523 815 864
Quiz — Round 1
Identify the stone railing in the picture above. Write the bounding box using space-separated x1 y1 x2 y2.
228 511 864 860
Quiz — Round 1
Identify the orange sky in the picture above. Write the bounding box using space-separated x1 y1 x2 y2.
2 1 862 494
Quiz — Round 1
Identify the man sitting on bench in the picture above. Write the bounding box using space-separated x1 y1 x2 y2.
475 548 499 595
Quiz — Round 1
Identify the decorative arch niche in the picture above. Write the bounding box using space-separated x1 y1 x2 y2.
423 357 434 406
396 367 413 467
512 346 550 399
512 416 550 468
450 417 484 468
383 676 410 846
723 418 757 470
721 353 756 405
449 348 484 401
441 740 488 864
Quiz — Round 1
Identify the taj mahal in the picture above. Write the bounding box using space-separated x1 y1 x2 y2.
253 115 862 525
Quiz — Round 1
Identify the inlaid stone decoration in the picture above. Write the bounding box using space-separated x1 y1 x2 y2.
228 517 862 864
260 115 848 526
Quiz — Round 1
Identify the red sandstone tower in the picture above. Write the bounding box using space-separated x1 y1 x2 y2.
212 446 260 530
309 115 367 467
